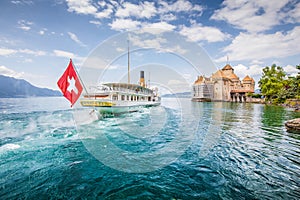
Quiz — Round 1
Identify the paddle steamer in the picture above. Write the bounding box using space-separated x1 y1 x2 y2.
80 71 160 114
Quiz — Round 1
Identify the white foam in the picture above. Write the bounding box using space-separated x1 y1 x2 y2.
0 143 21 152
68 160 83 166
73 109 101 126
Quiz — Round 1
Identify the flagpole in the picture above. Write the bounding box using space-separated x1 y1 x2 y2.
70 58 89 96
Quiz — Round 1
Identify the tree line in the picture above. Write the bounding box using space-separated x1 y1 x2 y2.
258 64 300 104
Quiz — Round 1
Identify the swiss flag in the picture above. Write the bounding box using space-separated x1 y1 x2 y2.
57 59 83 107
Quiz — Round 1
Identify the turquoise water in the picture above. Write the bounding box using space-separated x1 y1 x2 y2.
0 97 300 199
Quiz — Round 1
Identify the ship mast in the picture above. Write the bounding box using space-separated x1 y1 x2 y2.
127 39 130 84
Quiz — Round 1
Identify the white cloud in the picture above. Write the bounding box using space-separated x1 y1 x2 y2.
129 34 166 51
160 13 177 21
179 24 229 42
284 65 299 76
141 22 176 34
217 26 300 62
66 0 113 19
0 47 46 56
211 0 291 33
38 28 47 35
288 2 300 23
129 33 187 55
233 64 263 78
109 18 142 31
17 20 33 31
115 1 156 19
19 49 46 56
0 48 17 56
66 0 97 15
89 20 101 26
94 4 113 19
163 45 187 55
11 0 33 5
158 0 203 13
67 32 86 47
250 60 264 65
53 50 75 58
97 1 106 7
0 65 24 78
233 64 299 83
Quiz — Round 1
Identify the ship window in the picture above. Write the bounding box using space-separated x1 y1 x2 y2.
112 94 118 100
148 97 151 101
127 95 129 100
131 96 133 101
121 95 125 100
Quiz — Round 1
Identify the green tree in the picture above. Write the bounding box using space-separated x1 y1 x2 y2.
282 65 300 100
278 77 295 101
259 64 286 103
296 65 300 98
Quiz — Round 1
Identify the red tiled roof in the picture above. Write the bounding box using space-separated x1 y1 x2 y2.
228 73 239 80
242 75 252 82
222 64 233 70
194 75 204 84
212 70 227 78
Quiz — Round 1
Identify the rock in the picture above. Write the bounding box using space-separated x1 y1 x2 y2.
285 118 300 132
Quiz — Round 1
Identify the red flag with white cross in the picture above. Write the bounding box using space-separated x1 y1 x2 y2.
57 59 83 107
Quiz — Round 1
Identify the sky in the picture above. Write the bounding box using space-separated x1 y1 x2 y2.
0 0 300 92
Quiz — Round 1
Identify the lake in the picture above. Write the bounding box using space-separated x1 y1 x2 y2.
0 97 299 199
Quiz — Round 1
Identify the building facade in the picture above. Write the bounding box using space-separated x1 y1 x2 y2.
192 64 255 102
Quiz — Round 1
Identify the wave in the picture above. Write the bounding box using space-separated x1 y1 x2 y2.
0 143 20 151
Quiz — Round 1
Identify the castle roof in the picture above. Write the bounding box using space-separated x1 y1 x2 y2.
194 75 204 85
228 73 239 80
242 75 252 82
212 70 227 79
222 64 233 70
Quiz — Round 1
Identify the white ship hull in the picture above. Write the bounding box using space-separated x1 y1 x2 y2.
81 99 160 114
80 82 161 115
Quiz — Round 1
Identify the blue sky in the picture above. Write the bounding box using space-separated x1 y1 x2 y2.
0 0 299 91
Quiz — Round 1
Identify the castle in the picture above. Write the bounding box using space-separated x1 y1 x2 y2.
192 64 255 102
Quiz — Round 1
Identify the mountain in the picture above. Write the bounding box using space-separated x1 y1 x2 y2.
0 75 61 98
161 91 191 98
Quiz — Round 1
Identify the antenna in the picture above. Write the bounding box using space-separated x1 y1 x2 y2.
148 71 150 88
226 55 229 65
127 39 130 84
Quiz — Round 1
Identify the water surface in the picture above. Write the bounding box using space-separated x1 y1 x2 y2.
0 97 299 199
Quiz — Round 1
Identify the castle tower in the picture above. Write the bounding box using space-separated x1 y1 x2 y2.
221 64 234 77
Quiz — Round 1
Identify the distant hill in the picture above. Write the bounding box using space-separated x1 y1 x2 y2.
162 91 191 98
0 75 61 98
